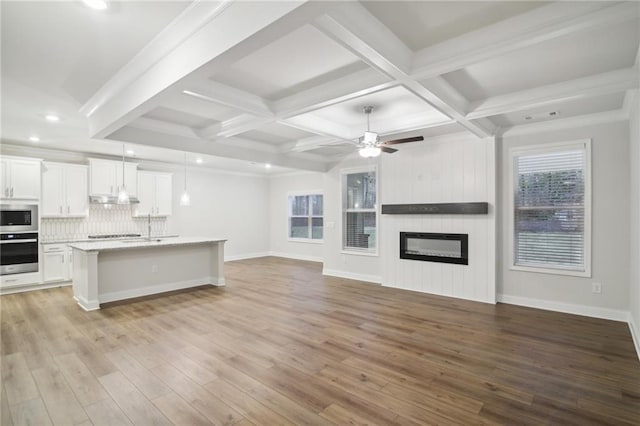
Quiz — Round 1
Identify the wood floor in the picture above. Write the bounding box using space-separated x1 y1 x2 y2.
1 257 639 425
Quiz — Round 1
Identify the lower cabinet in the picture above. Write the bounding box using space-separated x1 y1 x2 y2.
43 244 72 282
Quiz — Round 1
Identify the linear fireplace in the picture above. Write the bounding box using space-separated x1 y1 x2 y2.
400 232 468 265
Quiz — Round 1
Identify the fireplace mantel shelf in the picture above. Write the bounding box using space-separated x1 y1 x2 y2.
381 202 488 215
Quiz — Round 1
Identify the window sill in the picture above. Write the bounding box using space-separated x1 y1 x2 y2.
288 238 323 244
341 249 378 257
510 264 591 278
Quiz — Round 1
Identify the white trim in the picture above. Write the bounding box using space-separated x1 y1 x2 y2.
509 264 590 278
0 281 71 296
507 139 592 278
268 252 323 263
322 268 381 284
99 277 221 305
340 249 378 257
340 165 379 256
497 294 628 322
628 313 640 361
287 238 323 244
74 295 100 312
224 252 271 262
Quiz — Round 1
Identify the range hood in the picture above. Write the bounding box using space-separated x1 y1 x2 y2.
89 195 140 205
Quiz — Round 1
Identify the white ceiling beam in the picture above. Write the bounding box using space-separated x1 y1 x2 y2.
284 114 354 140
411 2 638 79
82 1 310 139
110 125 328 173
313 5 412 81
467 67 639 119
313 3 494 138
183 81 274 118
127 117 199 139
196 68 396 139
274 68 395 118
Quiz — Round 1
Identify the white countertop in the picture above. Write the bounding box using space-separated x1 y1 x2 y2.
41 235 179 245
68 236 226 252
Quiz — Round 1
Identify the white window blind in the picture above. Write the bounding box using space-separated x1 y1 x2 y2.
342 170 377 252
288 194 323 240
513 146 588 272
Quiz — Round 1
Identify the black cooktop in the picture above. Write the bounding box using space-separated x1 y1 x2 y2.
87 233 141 239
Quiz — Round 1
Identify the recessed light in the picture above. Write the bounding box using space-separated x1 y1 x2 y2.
45 114 60 122
126 149 135 156
265 163 272 169
524 116 533 121
196 158 203 164
29 136 40 142
82 0 108 10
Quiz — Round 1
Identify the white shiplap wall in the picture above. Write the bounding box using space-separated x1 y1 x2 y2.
380 135 496 303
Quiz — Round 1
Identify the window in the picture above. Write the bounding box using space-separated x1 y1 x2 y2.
288 193 323 241
342 168 377 253
510 140 591 276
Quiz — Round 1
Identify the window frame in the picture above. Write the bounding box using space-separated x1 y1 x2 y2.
287 190 323 244
508 139 592 277
340 165 379 256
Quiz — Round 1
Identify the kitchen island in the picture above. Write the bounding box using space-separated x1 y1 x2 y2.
69 237 226 311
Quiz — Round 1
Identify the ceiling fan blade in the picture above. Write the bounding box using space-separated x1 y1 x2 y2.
381 146 398 154
382 136 424 145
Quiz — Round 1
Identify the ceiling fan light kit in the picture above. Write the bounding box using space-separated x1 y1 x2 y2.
357 106 424 158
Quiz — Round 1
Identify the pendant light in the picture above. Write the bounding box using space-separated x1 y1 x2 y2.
180 152 191 206
117 144 130 204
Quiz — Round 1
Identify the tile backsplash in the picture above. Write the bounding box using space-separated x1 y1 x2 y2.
41 204 168 242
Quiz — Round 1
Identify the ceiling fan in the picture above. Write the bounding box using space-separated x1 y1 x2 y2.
355 106 424 158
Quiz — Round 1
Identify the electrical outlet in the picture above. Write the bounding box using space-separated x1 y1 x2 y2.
152 265 158 273
592 282 602 294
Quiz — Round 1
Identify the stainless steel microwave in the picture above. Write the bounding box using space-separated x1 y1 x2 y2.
0 204 38 232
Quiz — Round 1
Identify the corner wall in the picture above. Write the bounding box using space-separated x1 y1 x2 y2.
498 121 630 321
268 172 324 261
322 157 382 283
169 168 270 260
380 136 496 303
629 92 640 355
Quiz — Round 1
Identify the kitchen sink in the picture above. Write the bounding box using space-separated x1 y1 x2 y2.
121 238 164 243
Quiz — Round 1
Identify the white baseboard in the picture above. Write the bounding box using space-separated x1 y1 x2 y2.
225 252 270 261
322 268 381 284
268 251 323 263
628 313 640 362
0 281 72 295
497 294 629 322
99 277 219 304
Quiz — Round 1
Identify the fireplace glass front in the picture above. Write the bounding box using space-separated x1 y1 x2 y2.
400 232 468 265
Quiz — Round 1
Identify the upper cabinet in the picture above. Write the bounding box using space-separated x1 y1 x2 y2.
88 158 137 197
1 157 41 200
134 171 172 217
42 162 88 218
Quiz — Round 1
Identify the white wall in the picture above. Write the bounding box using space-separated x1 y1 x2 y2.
168 168 270 260
268 172 324 261
498 121 630 320
629 93 640 354
380 136 496 303
322 157 382 283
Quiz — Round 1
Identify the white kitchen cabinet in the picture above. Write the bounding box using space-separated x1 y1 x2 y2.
134 171 172 217
89 158 137 197
1 157 41 200
43 244 72 282
42 162 88 217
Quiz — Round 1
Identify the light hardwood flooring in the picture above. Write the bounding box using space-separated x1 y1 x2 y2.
1 256 639 425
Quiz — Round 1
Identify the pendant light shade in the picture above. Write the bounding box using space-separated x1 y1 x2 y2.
117 144 130 204
180 152 190 206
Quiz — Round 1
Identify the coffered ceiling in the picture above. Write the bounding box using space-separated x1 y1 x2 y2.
1 1 638 173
